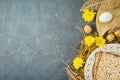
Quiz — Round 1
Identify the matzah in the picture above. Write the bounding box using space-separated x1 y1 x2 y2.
93 52 120 80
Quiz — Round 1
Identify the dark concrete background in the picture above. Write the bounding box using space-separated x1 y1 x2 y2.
0 0 86 80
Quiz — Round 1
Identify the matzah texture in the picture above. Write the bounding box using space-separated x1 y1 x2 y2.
93 52 120 80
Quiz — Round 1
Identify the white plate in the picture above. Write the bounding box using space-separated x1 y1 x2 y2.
84 44 120 80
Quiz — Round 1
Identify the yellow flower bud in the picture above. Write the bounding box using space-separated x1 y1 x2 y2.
106 33 115 42
84 25 92 34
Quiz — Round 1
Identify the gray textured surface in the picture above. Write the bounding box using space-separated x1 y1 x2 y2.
0 0 85 80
